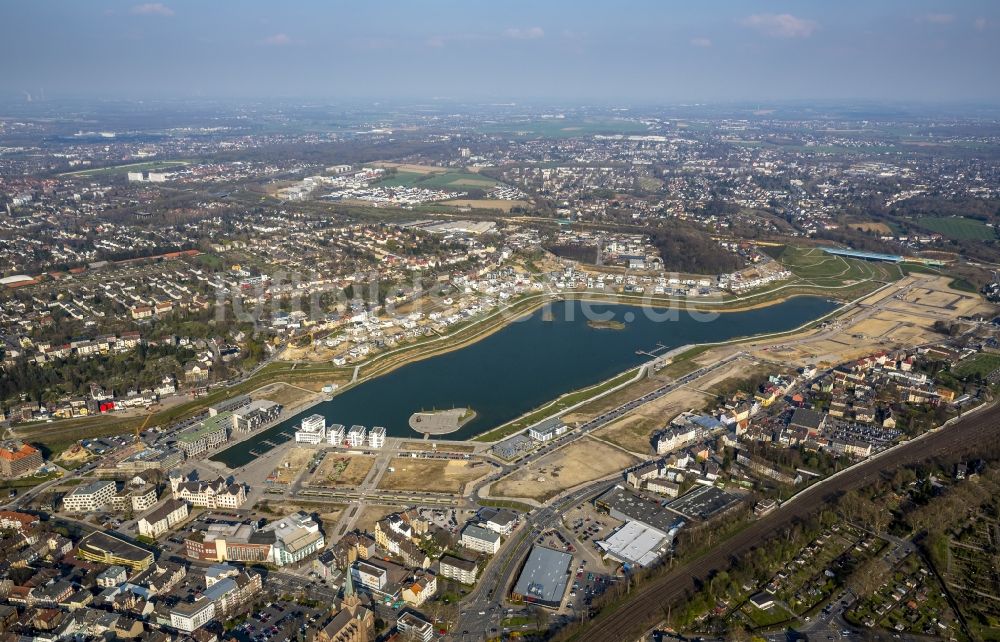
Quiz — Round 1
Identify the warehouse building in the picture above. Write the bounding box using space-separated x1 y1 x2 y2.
511 545 573 609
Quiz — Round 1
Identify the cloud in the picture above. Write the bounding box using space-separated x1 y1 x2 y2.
503 27 545 40
974 17 988 31
690 37 712 48
129 3 173 16
259 33 292 46
916 13 955 25
741 14 818 38
426 36 446 49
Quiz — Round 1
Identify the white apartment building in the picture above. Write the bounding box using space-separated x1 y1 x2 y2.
460 524 500 555
294 414 326 444
62 480 116 512
347 425 367 448
368 426 386 449
326 423 345 446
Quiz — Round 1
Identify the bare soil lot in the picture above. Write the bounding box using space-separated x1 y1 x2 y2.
252 382 319 408
307 453 375 488
491 437 639 503
378 458 491 494
272 447 315 484
592 387 712 454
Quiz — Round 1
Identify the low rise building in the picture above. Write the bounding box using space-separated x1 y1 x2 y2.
460 524 500 555
439 555 478 585
295 414 326 444
137 499 190 539
0 441 43 478
62 480 116 513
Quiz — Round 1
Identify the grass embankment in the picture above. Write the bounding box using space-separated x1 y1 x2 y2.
474 367 641 443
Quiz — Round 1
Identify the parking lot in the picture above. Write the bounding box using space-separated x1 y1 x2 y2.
230 603 327 642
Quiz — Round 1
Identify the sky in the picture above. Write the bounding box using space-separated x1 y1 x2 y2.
2 0 999 104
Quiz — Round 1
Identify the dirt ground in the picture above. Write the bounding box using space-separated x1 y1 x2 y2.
307 453 375 487
378 458 492 494
491 437 640 502
272 447 315 484
353 504 399 534
54 443 92 466
252 382 321 408
756 275 994 367
439 199 530 212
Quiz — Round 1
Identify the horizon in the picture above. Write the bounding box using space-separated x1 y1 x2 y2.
2 0 999 104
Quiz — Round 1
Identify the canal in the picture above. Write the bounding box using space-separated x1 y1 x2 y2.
211 297 838 467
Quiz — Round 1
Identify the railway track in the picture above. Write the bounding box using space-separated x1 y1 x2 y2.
577 402 1000 642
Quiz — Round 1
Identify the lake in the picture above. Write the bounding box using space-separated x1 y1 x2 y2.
211 297 838 467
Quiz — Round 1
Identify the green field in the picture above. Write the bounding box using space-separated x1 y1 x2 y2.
61 159 191 177
776 246 900 286
953 353 1000 379
915 216 997 240
375 169 498 191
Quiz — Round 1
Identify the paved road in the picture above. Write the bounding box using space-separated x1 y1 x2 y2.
575 401 1000 642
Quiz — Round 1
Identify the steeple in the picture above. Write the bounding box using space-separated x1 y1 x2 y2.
342 566 361 615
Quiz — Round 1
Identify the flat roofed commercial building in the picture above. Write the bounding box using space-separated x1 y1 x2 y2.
596 485 678 534
528 417 567 442
596 520 671 567
77 531 154 571
511 545 573 609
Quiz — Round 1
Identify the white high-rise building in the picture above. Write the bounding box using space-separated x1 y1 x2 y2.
294 414 326 444
326 423 345 446
368 426 386 449
347 425 367 448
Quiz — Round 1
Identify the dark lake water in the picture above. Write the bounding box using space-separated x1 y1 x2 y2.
211 297 837 467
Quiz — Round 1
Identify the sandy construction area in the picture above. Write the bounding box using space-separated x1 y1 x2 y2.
491 437 640 502
307 453 375 488
272 447 315 484
252 382 320 408
752 275 994 367
378 458 491 494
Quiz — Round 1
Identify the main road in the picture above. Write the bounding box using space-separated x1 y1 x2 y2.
575 402 1000 642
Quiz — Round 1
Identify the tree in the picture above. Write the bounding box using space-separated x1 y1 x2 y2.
847 558 889 598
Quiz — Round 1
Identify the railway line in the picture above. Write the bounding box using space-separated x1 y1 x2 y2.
576 402 1000 642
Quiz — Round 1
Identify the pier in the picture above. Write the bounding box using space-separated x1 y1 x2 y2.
635 342 668 357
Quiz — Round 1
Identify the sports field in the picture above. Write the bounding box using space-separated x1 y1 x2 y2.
915 216 996 240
